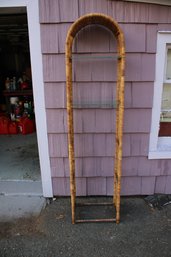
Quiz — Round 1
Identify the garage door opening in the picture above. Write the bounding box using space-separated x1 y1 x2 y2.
0 7 41 183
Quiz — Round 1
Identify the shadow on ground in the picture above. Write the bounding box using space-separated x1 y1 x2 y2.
0 197 171 257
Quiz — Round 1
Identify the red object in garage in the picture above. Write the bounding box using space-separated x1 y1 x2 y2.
0 116 10 134
8 121 18 134
18 117 35 135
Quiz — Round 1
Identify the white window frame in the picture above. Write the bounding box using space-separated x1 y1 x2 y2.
0 0 53 197
149 31 171 159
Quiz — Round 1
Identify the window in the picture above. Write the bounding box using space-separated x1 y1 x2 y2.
149 32 171 159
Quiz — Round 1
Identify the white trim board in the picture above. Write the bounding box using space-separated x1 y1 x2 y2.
0 0 53 197
124 0 171 6
149 31 171 159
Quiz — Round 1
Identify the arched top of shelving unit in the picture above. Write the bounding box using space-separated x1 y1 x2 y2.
65 13 125 54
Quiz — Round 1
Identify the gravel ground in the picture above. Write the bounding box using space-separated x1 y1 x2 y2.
0 197 171 257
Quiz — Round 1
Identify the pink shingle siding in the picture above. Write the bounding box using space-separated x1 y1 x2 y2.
121 177 142 195
48 134 68 157
124 109 151 133
75 25 112 53
43 55 66 82
39 0 171 196
125 54 156 82
87 177 107 195
132 82 154 108
41 24 71 54
130 134 149 156
52 177 86 196
146 25 158 53
141 177 156 195
121 24 146 52
50 158 65 177
39 0 79 23
79 0 109 16
44 83 66 108
155 176 167 194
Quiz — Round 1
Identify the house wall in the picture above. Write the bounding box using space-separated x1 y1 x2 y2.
39 0 171 196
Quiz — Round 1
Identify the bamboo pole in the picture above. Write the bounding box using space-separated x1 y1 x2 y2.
115 33 125 224
65 13 125 224
65 35 76 224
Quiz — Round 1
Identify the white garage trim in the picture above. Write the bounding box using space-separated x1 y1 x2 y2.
0 0 53 197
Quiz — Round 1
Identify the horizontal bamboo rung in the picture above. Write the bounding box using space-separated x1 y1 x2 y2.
76 218 116 223
76 202 114 206
69 55 124 60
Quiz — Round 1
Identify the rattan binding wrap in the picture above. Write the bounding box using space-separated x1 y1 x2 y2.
65 13 125 224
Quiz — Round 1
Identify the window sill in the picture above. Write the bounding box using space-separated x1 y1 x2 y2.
149 151 171 159
149 137 171 159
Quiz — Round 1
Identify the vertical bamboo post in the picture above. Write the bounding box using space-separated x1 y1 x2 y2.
113 53 120 208
66 35 76 224
115 33 125 224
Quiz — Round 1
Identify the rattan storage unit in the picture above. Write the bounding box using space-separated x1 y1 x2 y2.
65 13 125 224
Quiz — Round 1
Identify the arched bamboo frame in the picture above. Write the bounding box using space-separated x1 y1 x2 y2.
65 13 125 224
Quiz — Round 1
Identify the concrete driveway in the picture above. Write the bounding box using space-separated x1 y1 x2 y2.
0 197 171 257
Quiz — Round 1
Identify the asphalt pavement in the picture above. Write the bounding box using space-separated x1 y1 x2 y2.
0 196 171 257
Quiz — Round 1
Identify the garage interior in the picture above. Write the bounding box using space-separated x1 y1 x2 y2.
0 7 41 183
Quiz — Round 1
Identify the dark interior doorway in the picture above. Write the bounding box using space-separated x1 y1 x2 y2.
0 7 41 183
